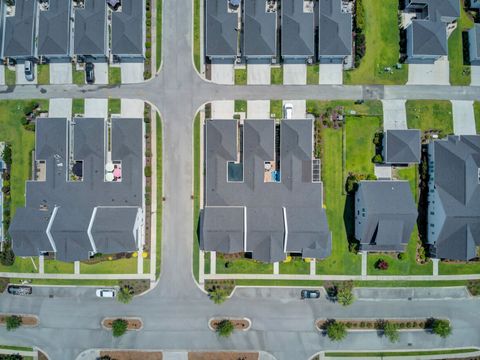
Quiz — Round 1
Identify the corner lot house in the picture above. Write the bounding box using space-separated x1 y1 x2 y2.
205 0 238 61
427 135 480 261
2 0 36 60
9 117 145 262
111 0 145 61
243 0 277 62
355 181 417 252
281 0 315 61
201 119 331 262
384 129 421 165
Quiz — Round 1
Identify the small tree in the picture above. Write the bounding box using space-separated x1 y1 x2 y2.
117 285 134 304
375 259 389 270
0 241 15 266
431 319 452 338
111 319 128 337
5 315 22 331
372 154 383 164
209 288 228 305
325 321 347 341
216 319 234 338
383 321 400 343
337 281 355 307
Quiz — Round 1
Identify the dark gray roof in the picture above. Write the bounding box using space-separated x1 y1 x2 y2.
74 0 107 56
469 24 480 63
111 0 144 56
430 136 480 260
281 0 314 57
384 130 421 164
201 206 245 253
38 0 72 57
3 0 36 58
10 208 54 256
243 0 276 58
10 117 143 262
407 0 460 22
355 181 417 252
318 0 353 58
202 119 331 262
205 0 238 58
409 20 448 56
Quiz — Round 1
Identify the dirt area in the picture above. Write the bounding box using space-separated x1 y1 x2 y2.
102 318 142 330
38 351 48 360
0 314 38 326
189 353 258 360
100 351 162 360
210 319 250 330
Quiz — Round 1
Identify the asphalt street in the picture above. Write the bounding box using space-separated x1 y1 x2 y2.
0 0 479 358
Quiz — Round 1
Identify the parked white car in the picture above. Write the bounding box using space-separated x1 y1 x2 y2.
96 288 116 298
283 103 293 119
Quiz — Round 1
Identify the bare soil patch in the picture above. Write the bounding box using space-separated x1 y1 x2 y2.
102 318 142 330
100 351 162 360
189 352 258 360
210 318 250 331
0 314 38 326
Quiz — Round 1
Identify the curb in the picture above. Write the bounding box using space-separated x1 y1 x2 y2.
208 317 252 332
101 317 143 331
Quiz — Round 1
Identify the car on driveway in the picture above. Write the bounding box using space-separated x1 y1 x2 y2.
85 62 95 84
283 103 293 119
96 288 116 298
301 289 320 299
7 285 32 296
24 60 34 82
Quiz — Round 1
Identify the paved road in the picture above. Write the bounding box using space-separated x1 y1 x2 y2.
0 0 480 358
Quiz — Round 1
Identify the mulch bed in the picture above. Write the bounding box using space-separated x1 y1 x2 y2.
316 318 435 331
100 351 162 360
102 318 142 330
0 314 38 326
189 353 258 360
210 319 249 331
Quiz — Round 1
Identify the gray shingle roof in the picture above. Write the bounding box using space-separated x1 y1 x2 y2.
37 0 71 57
469 24 480 63
281 0 314 58
355 181 417 252
407 0 460 22
111 0 144 57
429 136 480 260
410 20 448 57
10 208 54 256
243 0 276 58
384 130 421 164
205 0 238 58
318 0 352 58
74 0 107 56
201 206 245 253
3 0 36 58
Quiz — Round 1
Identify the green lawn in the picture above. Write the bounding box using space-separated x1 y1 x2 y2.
72 99 85 115
344 0 407 85
271 67 283 84
317 128 362 275
193 0 201 72
406 100 453 136
5 68 15 86
307 100 383 118
193 114 201 282
235 279 470 287
235 69 247 85
0 345 33 352
325 349 479 357
37 64 50 85
108 99 121 115
0 257 38 273
235 100 247 113
449 2 474 85
108 67 121 85
72 65 84 85
80 258 137 274
345 116 381 175
11 279 119 286
270 100 282 119
396 165 418 202
156 114 162 278
440 261 480 275
279 258 310 274
473 101 480 134
306 65 319 85
156 0 162 71
216 254 273 274
204 252 211 274
44 260 74 274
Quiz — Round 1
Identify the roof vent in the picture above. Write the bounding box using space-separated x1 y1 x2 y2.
229 0 240 9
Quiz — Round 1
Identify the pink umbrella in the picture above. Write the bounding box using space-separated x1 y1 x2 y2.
113 168 122 178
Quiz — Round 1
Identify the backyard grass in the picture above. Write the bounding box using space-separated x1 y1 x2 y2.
344 0 407 85
235 100 247 113
474 101 480 133
193 114 201 282
72 99 85 115
0 257 38 273
156 114 162 278
345 116 381 175
270 100 282 119
80 258 138 274
37 64 50 85
396 165 418 202
5 68 15 86
279 258 310 274
235 69 247 85
306 64 319 85
108 67 121 85
440 261 480 275
406 100 453 136
216 254 273 274
108 99 121 115
271 67 283 84
44 260 74 274
449 2 474 85
307 100 383 117
193 0 201 72
156 0 162 70
72 65 84 85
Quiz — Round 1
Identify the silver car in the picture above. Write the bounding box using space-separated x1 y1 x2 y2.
24 60 34 82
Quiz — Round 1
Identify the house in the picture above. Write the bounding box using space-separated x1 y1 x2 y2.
427 135 480 261
472 0 480 8
201 119 331 262
73 0 108 62
243 0 277 61
469 24 480 65
205 0 238 60
111 0 145 61
355 181 417 252
37 0 73 61
2 0 36 60
318 0 353 63
383 129 421 164
9 117 144 262
281 0 315 61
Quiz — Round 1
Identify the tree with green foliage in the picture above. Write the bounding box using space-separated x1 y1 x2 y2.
0 240 15 266
117 285 134 304
209 288 228 304
325 321 347 341
5 315 22 331
111 319 128 337
337 281 355 307
431 319 452 338
216 319 234 338
383 321 400 343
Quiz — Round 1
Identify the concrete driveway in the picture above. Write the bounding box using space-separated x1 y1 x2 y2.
121 99 144 118
247 100 270 119
283 63 306 85
319 63 343 84
121 62 144 84
49 98 72 119
211 62 234 84
16 63 37 85
247 63 270 84
211 100 234 119
471 66 480 86
452 100 476 135
93 62 108 85
50 63 72 84
0 65 5 85
382 100 407 130
407 58 449 85
84 99 108 118
283 100 306 119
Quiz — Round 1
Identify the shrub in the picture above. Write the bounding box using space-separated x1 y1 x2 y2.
0 241 15 266
144 166 152 177
431 319 452 338
360 322 366 328
383 321 400 343
336 281 355 307
5 315 22 331
2 145 12 165
117 285 134 304
209 288 228 304
397 253 406 260
372 154 383 164
374 259 389 270
326 321 347 341
216 319 234 338
111 319 128 337
467 280 480 296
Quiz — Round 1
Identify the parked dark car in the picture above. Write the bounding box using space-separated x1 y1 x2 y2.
7 285 32 296
301 289 320 299
85 62 95 84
